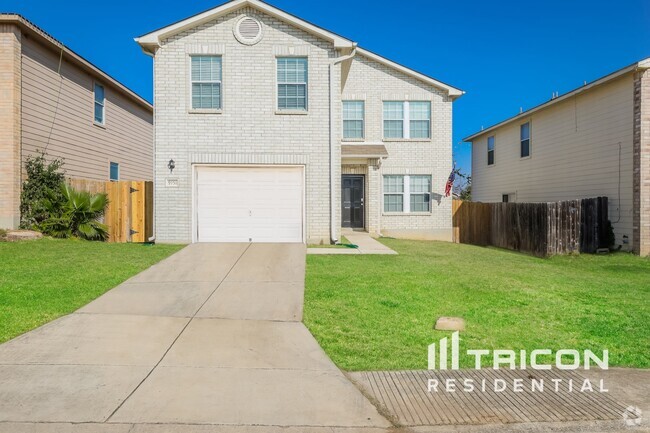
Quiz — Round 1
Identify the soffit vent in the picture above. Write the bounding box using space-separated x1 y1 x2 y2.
234 16 263 45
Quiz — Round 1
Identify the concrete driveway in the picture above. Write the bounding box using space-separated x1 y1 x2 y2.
0 243 389 432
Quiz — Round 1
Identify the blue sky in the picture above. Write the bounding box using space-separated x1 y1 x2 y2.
5 0 649 175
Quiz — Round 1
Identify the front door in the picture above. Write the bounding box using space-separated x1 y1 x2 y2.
342 175 364 228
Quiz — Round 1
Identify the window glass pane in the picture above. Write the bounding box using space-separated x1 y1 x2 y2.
94 84 104 104
409 101 430 120
383 101 403 120
488 150 494 165
94 103 103 123
410 175 431 193
487 136 495 151
192 83 221 109
410 194 430 212
521 139 530 157
409 120 430 138
343 120 363 139
343 101 364 138
383 175 404 193
384 195 403 212
109 162 119 181
192 56 221 82
520 122 530 140
384 120 403 138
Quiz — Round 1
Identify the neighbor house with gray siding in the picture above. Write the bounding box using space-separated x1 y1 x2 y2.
465 58 650 255
0 14 153 230
136 0 463 245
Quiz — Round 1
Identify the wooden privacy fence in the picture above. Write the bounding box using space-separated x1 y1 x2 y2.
67 178 153 243
452 197 608 257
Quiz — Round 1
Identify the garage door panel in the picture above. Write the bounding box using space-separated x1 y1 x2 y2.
195 166 303 243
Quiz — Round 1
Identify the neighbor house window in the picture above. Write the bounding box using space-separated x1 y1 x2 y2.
520 122 530 157
383 175 404 212
383 174 432 212
342 101 364 139
409 102 431 139
277 57 307 110
109 162 119 181
94 83 105 124
487 136 495 165
191 56 222 110
410 175 432 212
383 101 431 139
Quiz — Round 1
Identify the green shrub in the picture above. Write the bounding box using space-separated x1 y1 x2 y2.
20 153 65 229
37 183 109 241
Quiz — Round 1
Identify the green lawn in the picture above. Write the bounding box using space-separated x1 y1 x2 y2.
304 239 650 371
0 238 184 343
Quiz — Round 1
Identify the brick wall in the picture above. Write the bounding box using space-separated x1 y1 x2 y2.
153 7 336 243
634 69 650 256
342 54 453 240
0 24 21 229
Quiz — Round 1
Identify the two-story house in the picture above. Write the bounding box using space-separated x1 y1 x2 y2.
136 0 463 244
465 58 650 255
0 14 153 230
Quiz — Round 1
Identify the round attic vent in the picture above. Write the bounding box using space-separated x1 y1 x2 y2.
234 16 263 45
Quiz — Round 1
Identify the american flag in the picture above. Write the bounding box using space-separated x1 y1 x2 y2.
444 168 455 197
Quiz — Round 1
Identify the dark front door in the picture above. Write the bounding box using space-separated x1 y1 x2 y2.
342 175 364 228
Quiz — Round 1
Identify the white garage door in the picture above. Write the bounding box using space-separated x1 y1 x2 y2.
195 166 304 243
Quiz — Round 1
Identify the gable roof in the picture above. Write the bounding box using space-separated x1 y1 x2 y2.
135 0 463 98
0 13 152 111
463 57 650 142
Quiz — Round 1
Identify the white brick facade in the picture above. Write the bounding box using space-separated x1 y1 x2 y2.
148 3 457 243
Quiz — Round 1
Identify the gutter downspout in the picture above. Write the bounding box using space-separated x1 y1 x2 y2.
329 44 357 244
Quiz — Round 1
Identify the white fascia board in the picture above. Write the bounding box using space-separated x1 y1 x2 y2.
356 48 464 99
135 0 354 50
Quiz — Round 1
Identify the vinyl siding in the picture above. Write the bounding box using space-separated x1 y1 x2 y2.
20 36 153 181
471 73 635 250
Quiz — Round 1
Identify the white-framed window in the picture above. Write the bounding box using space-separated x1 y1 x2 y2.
383 174 432 213
109 162 119 181
342 101 364 139
94 83 105 124
409 102 431 138
277 57 307 110
487 136 495 165
191 56 222 110
520 122 531 157
383 101 431 139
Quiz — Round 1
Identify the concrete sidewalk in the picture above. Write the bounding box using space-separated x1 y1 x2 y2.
308 231 397 255
0 243 389 429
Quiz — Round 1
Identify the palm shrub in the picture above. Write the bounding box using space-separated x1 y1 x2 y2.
38 183 109 241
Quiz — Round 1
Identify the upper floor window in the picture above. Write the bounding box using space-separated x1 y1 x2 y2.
487 136 495 165
109 162 119 181
94 83 105 124
520 122 530 157
342 101 364 139
383 101 431 139
191 56 222 110
277 57 307 111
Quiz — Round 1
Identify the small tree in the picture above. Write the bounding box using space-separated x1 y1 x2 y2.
20 152 65 229
453 167 472 201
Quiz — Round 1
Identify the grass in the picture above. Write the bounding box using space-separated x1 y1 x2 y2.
304 239 650 371
308 235 354 248
0 238 184 343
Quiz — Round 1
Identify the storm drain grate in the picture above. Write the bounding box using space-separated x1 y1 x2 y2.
349 369 629 426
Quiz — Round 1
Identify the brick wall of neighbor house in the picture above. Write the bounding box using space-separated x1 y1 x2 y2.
634 69 650 256
342 54 453 240
20 37 153 182
471 74 635 250
0 24 21 229
153 6 338 243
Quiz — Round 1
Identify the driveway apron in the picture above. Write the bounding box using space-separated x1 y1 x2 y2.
0 243 389 428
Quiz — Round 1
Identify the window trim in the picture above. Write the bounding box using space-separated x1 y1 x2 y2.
189 55 223 112
487 135 495 166
109 161 119 182
342 100 365 140
276 56 308 112
93 83 105 126
520 121 531 158
382 174 432 214
382 101 431 140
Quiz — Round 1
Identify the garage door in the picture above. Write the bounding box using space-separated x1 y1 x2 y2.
195 166 304 243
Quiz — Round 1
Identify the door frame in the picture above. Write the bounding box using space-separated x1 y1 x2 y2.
341 174 365 229
192 164 306 243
